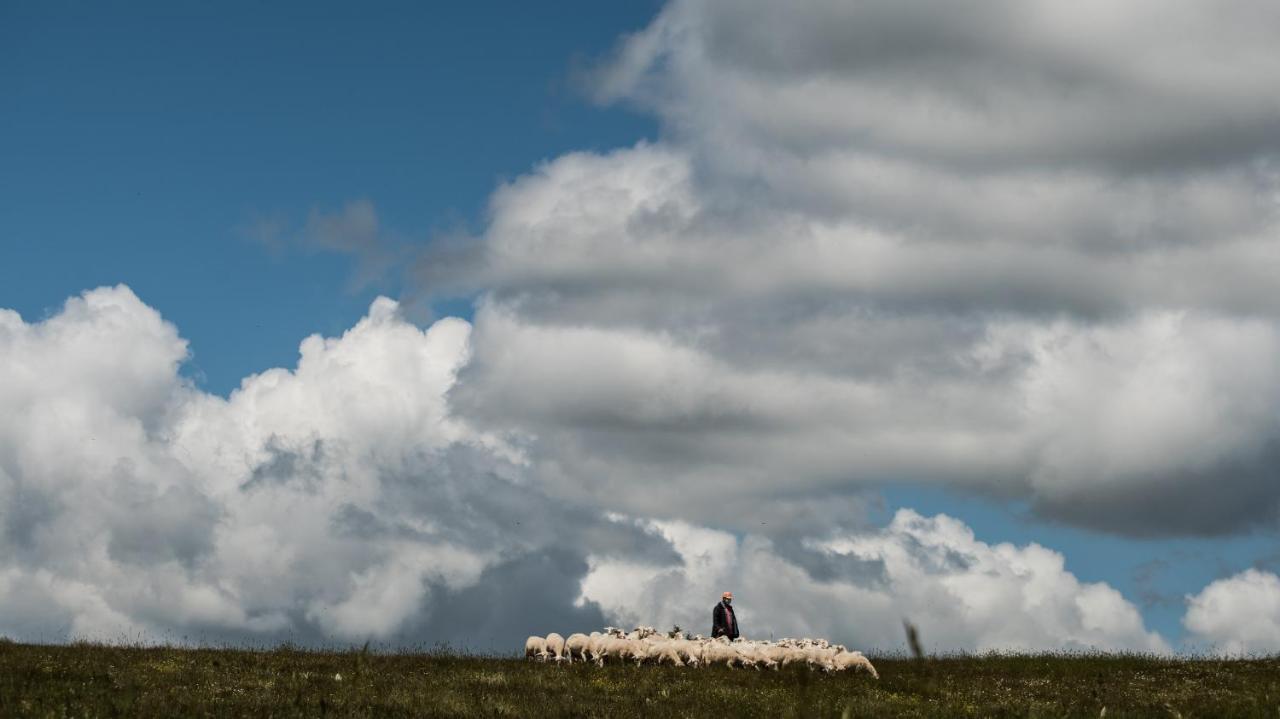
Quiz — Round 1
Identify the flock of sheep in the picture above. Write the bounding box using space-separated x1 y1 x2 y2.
524 626 879 678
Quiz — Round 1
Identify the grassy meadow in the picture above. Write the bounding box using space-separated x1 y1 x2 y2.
1 637 1277 717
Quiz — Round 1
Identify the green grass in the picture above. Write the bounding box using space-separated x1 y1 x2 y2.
1 638 1277 717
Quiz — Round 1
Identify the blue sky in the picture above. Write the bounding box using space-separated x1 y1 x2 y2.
3 1 1278 652
3 1 654 393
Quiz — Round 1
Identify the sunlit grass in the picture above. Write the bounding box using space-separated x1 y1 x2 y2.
0 638 1276 717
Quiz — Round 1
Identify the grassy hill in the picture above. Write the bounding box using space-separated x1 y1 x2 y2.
1 638 1276 717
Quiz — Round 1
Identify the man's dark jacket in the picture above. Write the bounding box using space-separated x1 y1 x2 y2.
711 601 739 639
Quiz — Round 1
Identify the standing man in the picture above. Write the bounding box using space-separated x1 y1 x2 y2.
711 591 740 640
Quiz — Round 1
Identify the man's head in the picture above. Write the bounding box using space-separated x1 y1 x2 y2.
722 591 733 604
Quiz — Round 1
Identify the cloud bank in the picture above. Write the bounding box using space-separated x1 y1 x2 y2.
0 286 1179 652
418 0 1280 538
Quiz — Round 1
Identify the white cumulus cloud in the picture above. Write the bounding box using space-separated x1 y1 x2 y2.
582 509 1169 653
1183 569 1280 655
0 286 621 646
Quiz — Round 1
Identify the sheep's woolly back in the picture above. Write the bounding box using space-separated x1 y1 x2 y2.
834 651 880 679
563 633 590 662
524 636 547 660
543 633 566 661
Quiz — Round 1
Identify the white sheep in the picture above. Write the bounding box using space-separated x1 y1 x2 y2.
759 642 789 668
524 635 548 661
596 636 634 666
700 639 742 668
777 646 807 668
832 649 879 678
638 638 685 667
590 628 630 665
585 632 608 664
544 632 567 662
740 640 779 670
673 638 702 667
776 642 832 671
805 646 839 672
564 632 589 663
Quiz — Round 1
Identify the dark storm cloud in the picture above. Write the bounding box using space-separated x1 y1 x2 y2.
106 483 221 569
1 481 59 553
411 549 609 654
1031 442 1280 538
242 437 326 492
335 444 681 566
607 0 1280 175
771 538 889 587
